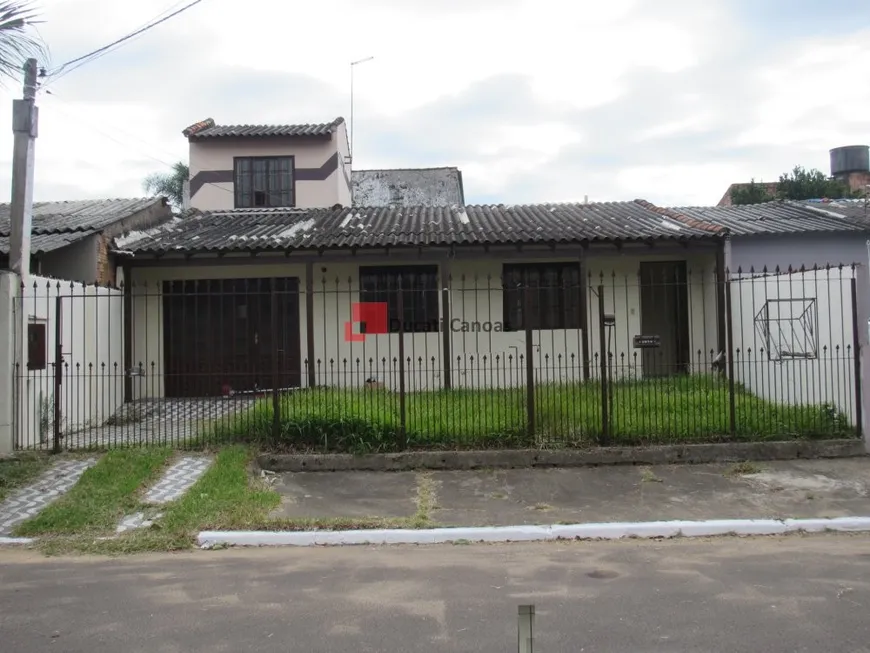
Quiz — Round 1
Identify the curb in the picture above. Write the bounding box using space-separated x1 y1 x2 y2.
258 439 867 473
196 516 870 548
0 537 34 546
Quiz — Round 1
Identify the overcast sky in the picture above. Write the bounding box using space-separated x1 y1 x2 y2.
0 0 868 207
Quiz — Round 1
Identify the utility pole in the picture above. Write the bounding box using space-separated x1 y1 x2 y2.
9 58 39 279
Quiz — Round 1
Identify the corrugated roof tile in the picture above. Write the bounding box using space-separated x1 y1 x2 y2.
0 197 167 254
669 201 870 236
113 201 722 255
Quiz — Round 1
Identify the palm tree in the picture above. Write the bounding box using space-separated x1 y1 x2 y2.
0 1 47 84
143 161 189 209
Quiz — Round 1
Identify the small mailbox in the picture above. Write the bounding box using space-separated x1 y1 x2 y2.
633 334 661 349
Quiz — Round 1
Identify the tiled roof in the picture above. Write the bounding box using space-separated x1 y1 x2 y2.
183 117 345 140
669 201 870 236
113 200 721 255
0 197 167 254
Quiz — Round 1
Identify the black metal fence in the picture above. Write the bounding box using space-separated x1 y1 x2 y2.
11 264 861 452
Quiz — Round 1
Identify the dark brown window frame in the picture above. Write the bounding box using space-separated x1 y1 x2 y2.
27 321 47 370
502 262 582 330
359 265 440 334
233 155 296 209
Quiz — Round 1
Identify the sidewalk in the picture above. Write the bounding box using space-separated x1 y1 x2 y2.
269 458 870 526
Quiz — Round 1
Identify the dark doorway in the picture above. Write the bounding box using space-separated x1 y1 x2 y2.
162 277 301 397
638 261 690 377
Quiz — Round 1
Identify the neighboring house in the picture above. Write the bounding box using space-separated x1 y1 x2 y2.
717 145 870 207
351 167 465 207
717 181 778 207
0 197 172 285
183 117 352 212
670 200 870 273
671 200 870 435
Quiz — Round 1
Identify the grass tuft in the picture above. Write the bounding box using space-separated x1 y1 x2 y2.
725 461 764 476
0 453 51 503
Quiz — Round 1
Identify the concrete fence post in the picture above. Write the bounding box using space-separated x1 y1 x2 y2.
518 604 534 653
0 271 20 453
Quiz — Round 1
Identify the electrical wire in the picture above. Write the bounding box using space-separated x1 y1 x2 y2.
41 0 205 87
41 90 235 198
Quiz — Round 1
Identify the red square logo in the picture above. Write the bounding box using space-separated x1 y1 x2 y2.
344 302 388 341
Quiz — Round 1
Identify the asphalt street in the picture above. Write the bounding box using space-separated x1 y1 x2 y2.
2 534 870 652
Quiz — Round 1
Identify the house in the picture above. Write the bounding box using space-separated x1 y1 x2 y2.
183 117 352 212
112 199 731 400
351 167 465 207
5 114 868 450
0 196 172 285
103 196 870 435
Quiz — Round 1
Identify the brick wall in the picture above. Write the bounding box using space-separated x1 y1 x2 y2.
98 198 172 286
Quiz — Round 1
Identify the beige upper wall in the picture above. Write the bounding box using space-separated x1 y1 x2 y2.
189 129 352 211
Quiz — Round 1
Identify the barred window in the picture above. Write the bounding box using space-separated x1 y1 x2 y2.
234 157 294 208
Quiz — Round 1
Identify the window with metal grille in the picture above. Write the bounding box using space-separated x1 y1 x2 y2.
359 265 440 333
503 262 581 330
234 156 294 208
27 322 46 370
754 298 818 361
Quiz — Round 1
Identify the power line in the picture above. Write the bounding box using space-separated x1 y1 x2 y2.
42 0 205 86
43 90 183 163
41 90 236 199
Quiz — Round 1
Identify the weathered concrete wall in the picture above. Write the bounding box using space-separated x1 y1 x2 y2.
352 167 464 207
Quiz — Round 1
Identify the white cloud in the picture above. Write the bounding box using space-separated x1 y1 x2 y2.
0 0 865 207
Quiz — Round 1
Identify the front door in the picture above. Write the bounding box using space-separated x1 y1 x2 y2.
638 261 690 377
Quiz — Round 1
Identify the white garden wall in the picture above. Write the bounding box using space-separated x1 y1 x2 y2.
730 267 857 424
13 276 124 448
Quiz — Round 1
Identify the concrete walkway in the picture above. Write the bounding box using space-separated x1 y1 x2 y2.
116 455 213 534
270 458 870 526
0 458 98 536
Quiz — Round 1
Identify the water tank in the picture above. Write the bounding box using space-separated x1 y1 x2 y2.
830 145 870 176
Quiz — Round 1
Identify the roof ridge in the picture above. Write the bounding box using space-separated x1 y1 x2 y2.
633 199 725 234
182 118 215 138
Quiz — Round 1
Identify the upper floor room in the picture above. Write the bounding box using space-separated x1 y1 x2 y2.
183 116 351 212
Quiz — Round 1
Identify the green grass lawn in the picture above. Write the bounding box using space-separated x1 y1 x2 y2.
201 375 855 453
16 448 173 537
0 453 51 503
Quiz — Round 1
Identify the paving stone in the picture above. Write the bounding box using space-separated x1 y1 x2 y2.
0 458 98 536
144 456 212 505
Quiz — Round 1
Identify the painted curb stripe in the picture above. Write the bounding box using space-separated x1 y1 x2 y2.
197 517 870 548
0 537 34 545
